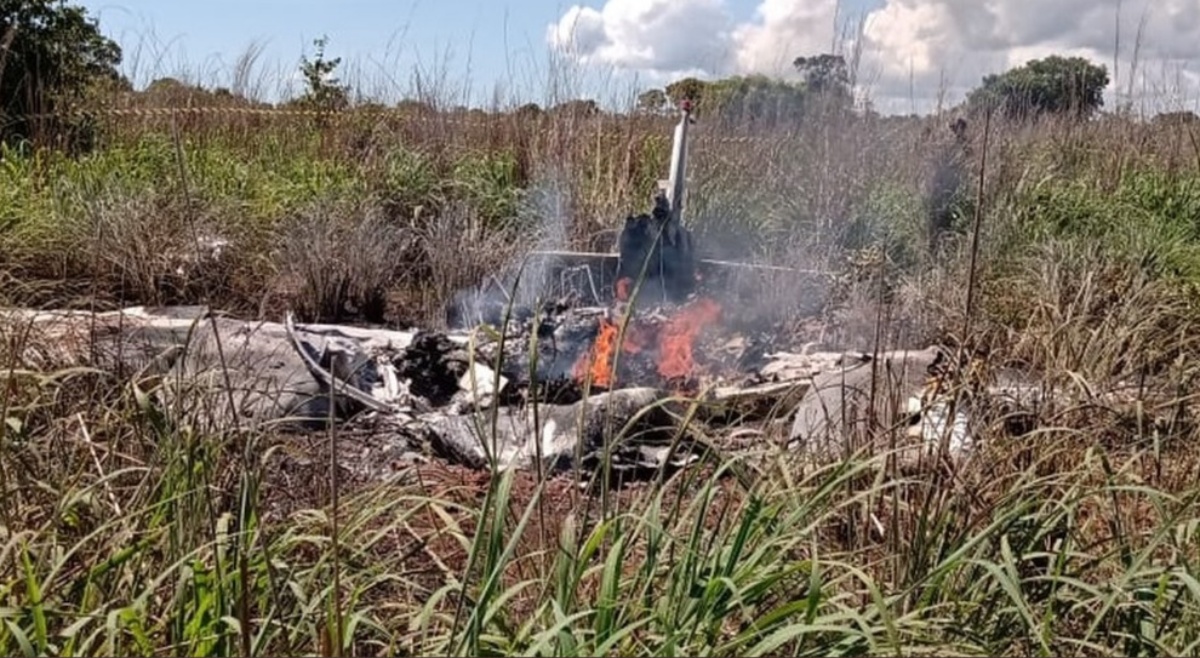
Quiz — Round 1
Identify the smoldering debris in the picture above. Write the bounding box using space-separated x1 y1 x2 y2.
445 166 578 329
4 295 1070 491
419 387 691 474
0 166 1055 485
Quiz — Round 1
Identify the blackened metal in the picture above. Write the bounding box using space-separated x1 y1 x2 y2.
617 194 697 303
395 331 466 408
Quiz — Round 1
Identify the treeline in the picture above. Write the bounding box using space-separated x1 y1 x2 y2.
4 0 1196 152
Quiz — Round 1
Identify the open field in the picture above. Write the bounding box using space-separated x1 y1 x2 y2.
4 93 1200 656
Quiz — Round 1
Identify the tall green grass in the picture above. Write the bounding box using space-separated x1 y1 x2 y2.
4 89 1200 657
7 244 1200 656
6 369 1200 657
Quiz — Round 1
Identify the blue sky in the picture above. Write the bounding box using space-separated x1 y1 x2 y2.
76 0 1200 114
78 0 883 107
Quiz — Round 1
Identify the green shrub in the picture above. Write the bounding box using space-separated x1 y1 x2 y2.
1013 169 1200 282
451 150 525 226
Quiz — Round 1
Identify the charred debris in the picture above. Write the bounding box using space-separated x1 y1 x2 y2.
4 105 1045 488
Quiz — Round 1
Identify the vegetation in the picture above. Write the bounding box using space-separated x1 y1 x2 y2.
5 4 1200 656
965 55 1111 120
0 0 125 148
289 36 351 113
649 54 853 125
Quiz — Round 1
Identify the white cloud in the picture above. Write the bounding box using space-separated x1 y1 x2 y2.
856 0 1111 102
547 0 1200 114
731 0 842 77
546 0 737 75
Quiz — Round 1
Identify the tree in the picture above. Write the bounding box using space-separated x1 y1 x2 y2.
793 53 853 115
294 36 349 111
665 77 709 108
396 98 436 116
140 76 249 107
549 99 600 119
704 75 807 126
661 71 844 126
514 102 542 120
636 88 669 114
966 55 1109 120
793 54 850 96
0 0 123 147
1153 110 1199 126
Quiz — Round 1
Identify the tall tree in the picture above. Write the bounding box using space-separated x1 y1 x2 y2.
793 54 850 96
0 0 123 147
966 55 1110 120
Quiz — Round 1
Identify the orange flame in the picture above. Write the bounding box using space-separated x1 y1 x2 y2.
572 297 722 389
656 297 721 381
572 318 620 387
571 316 649 388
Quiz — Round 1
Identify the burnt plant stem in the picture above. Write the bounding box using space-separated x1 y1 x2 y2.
327 375 343 657
963 107 994 338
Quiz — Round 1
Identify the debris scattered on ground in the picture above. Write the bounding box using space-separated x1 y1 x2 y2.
2 294 1058 487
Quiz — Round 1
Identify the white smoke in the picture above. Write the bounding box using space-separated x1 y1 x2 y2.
446 166 577 328
548 0 1200 114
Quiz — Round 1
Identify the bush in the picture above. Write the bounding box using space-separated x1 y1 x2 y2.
0 0 124 149
275 198 416 323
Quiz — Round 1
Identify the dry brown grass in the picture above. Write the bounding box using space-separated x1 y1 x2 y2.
272 198 417 323
4 92 1200 654
3 98 1194 328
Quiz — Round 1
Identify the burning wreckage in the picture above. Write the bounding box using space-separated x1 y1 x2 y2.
5 103 1021 485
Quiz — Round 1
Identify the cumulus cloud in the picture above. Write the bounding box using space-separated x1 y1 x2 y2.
546 0 738 75
857 0 1200 112
731 0 842 76
547 0 1200 113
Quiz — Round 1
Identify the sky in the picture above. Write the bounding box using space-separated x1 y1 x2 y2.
78 0 1200 115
